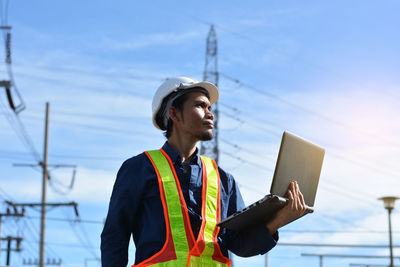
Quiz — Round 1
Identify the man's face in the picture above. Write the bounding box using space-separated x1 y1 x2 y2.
172 91 214 141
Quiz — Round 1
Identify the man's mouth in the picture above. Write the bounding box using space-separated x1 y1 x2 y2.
203 121 214 128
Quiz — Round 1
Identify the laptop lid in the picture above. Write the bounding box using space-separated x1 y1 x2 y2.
270 131 325 207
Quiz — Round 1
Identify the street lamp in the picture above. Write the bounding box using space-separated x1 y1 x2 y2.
378 196 399 267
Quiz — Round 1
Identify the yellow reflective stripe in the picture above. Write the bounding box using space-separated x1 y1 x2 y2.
200 156 219 257
150 258 188 267
190 156 227 267
201 156 218 256
188 257 227 267
146 150 190 257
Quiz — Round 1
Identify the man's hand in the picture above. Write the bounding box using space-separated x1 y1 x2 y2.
265 181 307 235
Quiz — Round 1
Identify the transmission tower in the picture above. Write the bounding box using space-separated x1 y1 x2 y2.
201 24 219 163
201 24 235 267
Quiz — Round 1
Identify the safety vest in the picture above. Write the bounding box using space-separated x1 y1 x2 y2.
133 149 231 267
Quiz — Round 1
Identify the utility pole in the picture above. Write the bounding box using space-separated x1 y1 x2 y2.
39 102 50 267
201 24 219 163
11 102 78 267
1 236 22 266
4 201 78 266
0 207 25 266
5 202 78 217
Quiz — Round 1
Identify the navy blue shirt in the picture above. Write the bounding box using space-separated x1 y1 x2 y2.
101 142 278 267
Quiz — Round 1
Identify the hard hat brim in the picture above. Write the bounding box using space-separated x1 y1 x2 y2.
183 81 219 105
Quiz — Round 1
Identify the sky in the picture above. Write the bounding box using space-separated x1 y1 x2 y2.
1 0 400 266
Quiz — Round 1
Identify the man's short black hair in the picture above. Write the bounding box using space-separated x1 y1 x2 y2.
161 92 190 138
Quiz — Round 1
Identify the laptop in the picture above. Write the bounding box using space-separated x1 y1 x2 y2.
217 131 325 231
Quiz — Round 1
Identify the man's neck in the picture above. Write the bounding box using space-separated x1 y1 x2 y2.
167 135 198 163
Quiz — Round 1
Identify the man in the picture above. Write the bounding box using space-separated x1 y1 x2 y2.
101 76 306 267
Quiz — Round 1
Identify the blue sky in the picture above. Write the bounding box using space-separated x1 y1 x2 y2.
1 1 400 266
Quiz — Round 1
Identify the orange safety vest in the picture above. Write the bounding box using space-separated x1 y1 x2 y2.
133 149 231 267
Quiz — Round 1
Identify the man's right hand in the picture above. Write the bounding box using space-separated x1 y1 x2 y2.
265 181 307 235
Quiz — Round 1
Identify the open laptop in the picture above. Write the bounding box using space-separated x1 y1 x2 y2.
217 131 325 231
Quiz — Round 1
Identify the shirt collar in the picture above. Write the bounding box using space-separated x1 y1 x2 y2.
162 141 201 166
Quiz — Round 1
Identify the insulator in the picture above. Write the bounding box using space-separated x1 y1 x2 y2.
5 32 11 64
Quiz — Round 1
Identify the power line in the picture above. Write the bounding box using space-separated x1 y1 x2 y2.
218 111 394 207
220 73 400 149
6 52 396 195
24 216 103 225
44 109 147 121
220 150 273 172
220 137 277 163
12 68 154 101
232 175 379 230
3 113 384 210
314 211 376 232
21 219 61 261
0 187 13 201
14 63 165 84
23 215 400 235
0 99 40 162
234 180 381 237
20 113 158 138
318 181 378 207
22 239 99 250
0 149 127 162
281 229 400 234
220 100 400 186
282 243 400 249
0 0 25 114
189 17 400 103
218 120 382 212
7 63 398 189
62 212 100 260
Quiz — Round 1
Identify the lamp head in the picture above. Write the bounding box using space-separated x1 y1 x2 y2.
378 196 400 211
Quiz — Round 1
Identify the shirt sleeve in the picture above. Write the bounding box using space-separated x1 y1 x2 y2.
101 157 141 267
223 171 279 257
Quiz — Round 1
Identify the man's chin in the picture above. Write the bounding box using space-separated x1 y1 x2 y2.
198 132 213 141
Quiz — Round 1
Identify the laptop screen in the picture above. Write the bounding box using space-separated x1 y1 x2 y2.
270 131 325 207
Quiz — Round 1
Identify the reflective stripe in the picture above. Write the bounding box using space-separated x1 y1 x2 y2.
202 156 219 257
147 150 189 258
188 157 231 266
134 150 230 267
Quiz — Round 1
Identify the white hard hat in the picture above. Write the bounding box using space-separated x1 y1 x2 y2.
152 76 219 130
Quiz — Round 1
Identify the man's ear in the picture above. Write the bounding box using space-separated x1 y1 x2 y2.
168 106 180 123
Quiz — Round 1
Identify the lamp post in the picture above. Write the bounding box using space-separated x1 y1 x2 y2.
378 196 399 267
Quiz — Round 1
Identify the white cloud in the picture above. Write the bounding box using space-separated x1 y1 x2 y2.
0 166 115 205
100 31 202 51
46 167 116 205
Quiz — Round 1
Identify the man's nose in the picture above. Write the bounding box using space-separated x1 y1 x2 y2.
206 109 214 120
